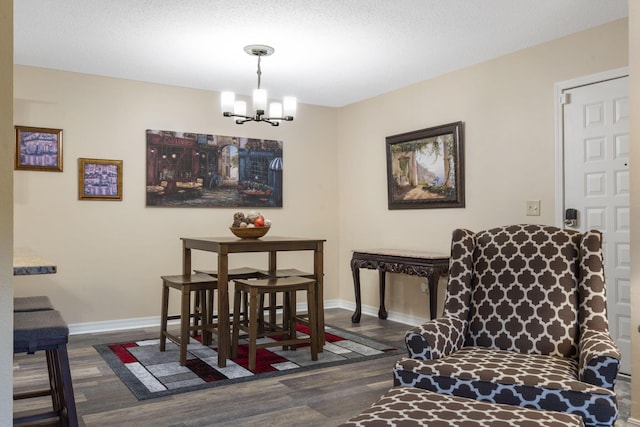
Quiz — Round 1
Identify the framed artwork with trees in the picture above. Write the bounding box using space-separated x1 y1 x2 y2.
386 121 464 209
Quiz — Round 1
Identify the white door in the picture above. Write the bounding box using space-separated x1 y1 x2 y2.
562 75 630 374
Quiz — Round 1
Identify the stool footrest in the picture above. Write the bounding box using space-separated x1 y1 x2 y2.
14 409 62 426
14 388 53 400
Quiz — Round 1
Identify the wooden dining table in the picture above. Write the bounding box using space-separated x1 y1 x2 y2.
180 236 325 367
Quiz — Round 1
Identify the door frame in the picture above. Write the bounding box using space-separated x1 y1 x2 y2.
553 66 629 226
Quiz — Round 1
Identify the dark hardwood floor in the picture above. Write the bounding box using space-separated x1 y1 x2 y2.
13 308 410 426
13 307 632 426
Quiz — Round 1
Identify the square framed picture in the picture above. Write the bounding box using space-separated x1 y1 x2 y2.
78 158 123 201
15 126 63 172
386 121 464 209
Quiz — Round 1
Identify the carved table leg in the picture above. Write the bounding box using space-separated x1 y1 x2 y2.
378 269 388 319
427 272 440 320
351 260 362 323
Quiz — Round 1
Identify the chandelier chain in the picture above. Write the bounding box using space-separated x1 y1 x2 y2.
256 55 262 89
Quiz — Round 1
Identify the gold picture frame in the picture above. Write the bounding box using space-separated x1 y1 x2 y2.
78 158 123 201
15 125 63 172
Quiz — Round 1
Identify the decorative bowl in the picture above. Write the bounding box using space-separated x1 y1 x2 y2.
229 226 270 239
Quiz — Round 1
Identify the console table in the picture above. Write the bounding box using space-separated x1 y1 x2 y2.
350 249 449 323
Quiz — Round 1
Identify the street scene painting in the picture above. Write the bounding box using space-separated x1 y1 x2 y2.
146 130 283 208
386 122 464 209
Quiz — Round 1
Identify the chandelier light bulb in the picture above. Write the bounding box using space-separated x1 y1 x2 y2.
234 100 247 118
253 89 268 113
269 102 283 121
221 92 235 114
283 96 297 119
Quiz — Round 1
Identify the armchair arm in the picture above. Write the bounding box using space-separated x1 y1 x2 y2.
405 316 466 360
578 329 621 390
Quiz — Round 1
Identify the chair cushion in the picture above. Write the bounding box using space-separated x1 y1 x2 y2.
14 310 69 354
14 296 54 312
467 224 581 358
341 386 585 427
393 347 617 427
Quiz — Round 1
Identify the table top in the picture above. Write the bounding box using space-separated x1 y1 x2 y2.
182 236 325 253
183 236 325 243
13 249 57 275
353 248 448 260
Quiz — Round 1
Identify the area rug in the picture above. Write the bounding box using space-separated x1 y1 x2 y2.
95 324 403 400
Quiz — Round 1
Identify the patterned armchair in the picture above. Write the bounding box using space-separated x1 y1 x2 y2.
393 224 621 427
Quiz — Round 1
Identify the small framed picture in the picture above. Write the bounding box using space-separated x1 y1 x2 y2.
15 126 63 172
386 121 464 209
78 158 123 201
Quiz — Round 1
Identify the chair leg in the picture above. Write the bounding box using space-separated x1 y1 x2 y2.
180 288 191 366
287 291 297 351
231 287 242 359
56 343 79 426
268 291 277 328
307 286 318 361
248 288 259 371
192 290 201 337
241 289 248 323
207 287 215 343
198 289 211 346
159 281 169 351
45 349 62 413
257 294 265 333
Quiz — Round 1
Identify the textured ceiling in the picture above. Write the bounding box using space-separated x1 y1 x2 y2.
14 0 628 107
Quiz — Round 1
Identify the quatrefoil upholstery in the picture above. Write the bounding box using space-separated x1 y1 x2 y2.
393 224 620 427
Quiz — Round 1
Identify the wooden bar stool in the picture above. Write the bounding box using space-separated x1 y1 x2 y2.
159 273 218 366
13 310 78 427
231 276 318 371
256 269 314 328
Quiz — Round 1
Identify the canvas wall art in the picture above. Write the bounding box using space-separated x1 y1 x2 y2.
146 130 283 208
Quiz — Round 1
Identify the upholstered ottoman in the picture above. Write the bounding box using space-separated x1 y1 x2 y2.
340 387 584 426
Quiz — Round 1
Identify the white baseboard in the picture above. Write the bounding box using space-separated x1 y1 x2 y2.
335 299 429 326
69 316 168 335
68 299 421 335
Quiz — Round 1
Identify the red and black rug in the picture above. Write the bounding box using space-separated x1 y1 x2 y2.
95 324 402 400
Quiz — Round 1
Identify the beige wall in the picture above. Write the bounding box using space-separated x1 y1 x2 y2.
629 0 639 422
1 0 13 422
336 19 628 322
13 67 339 326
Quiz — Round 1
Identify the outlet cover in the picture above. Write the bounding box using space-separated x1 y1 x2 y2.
526 200 541 216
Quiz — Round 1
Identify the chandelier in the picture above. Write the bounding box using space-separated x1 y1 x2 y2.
221 45 296 127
